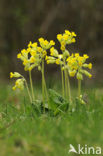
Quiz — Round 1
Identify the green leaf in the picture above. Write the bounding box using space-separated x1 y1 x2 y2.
48 89 69 115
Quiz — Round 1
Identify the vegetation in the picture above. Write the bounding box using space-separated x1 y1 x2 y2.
0 85 103 156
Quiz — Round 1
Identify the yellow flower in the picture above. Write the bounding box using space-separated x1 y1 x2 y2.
61 41 65 46
10 72 14 78
71 38 76 43
39 37 44 42
78 56 84 62
50 47 54 56
27 47 31 53
71 53 74 57
45 56 48 60
83 54 89 59
44 40 49 46
37 47 42 52
21 49 27 55
23 59 28 66
47 60 50 64
42 50 47 56
56 59 60 65
63 34 68 41
57 34 62 41
30 56 35 63
71 58 76 64
71 32 77 37
28 41 32 47
32 42 37 48
50 40 55 46
61 45 65 51
78 61 83 66
65 30 71 35
50 47 58 56
50 47 58 57
88 63 92 69
75 53 79 57
30 50 36 56
17 53 22 59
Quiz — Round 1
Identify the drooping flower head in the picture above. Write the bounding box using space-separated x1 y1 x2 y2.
10 72 25 91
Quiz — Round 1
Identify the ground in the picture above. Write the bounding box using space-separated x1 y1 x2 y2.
0 84 103 156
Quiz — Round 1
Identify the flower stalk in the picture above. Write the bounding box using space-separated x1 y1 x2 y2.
61 67 65 98
29 70 35 102
78 79 81 97
25 80 32 103
42 59 45 112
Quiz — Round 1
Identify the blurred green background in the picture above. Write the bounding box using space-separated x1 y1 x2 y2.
0 0 103 84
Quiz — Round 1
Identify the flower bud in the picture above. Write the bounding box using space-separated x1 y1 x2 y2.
76 72 83 80
83 70 92 78
69 70 76 77
10 72 21 78
63 50 70 58
38 66 41 71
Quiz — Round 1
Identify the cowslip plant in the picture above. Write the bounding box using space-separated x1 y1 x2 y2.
46 30 92 105
38 38 55 111
10 38 55 112
10 29 92 114
57 30 76 103
46 30 77 105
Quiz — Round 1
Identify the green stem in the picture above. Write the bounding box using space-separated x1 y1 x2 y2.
43 75 50 110
42 59 45 113
43 76 49 101
29 70 35 102
61 67 65 98
63 60 68 99
78 79 81 97
67 71 72 104
63 57 72 104
25 80 32 103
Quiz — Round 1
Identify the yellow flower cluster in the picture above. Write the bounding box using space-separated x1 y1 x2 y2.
57 30 76 51
17 39 55 71
67 53 92 79
17 42 39 71
10 72 25 90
